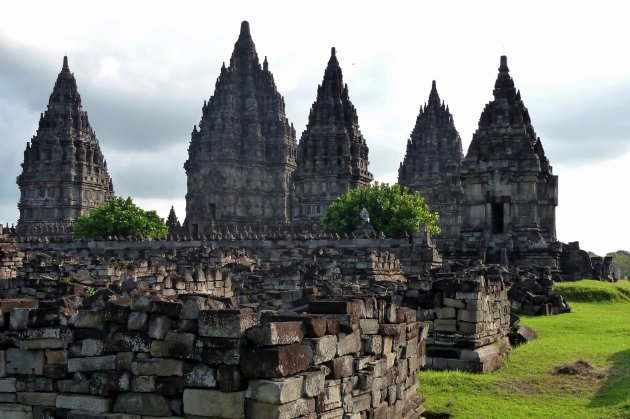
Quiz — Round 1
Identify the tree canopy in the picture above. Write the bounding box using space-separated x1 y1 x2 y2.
73 197 169 240
322 182 440 238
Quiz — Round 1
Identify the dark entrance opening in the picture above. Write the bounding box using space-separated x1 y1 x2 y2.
210 203 216 221
492 203 504 234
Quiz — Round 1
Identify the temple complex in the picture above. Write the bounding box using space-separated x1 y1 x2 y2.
292 47 373 224
184 21 297 234
16 56 114 238
449 56 559 266
398 81 463 249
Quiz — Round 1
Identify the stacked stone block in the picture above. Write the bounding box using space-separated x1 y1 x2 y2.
404 264 511 372
0 294 427 418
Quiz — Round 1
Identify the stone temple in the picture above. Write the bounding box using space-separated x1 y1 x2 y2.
292 47 373 224
398 81 463 250
184 22 297 234
449 56 559 266
16 56 114 237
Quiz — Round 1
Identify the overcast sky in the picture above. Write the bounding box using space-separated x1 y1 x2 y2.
1 0 628 255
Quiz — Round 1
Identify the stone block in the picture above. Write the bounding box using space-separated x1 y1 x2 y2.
0 404 33 419
241 343 308 378
260 313 327 338
337 331 360 356
131 376 155 393
74 310 106 329
113 392 171 416
0 378 16 393
104 332 150 353
317 381 342 411
68 355 116 373
359 318 379 335
246 322 304 346
198 309 258 338
326 355 353 379
131 359 183 376
183 364 217 389
126 312 148 331
45 349 67 365
16 392 57 406
56 394 113 412
5 349 44 375
82 339 105 357
304 335 337 365
353 392 372 412
443 298 466 309
247 376 303 404
163 331 196 359
89 372 131 395
217 365 245 392
148 315 172 340
245 397 315 419
302 371 325 398
9 308 29 330
361 335 383 355
183 389 245 418
130 296 182 316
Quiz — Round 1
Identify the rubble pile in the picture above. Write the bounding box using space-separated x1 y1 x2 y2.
508 266 571 315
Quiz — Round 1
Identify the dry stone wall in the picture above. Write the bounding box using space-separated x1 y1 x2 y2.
0 294 427 418
402 263 511 372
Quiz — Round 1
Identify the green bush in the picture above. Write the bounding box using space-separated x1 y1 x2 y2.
73 197 169 240
322 182 440 238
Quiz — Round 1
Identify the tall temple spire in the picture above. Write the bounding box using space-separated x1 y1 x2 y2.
453 55 558 263
292 47 372 224
184 21 297 234
398 80 463 248
16 56 114 238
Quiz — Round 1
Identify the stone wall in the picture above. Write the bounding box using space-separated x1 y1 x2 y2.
0 294 427 418
402 263 511 372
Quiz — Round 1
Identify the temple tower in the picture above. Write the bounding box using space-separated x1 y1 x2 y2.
16 56 114 237
292 47 372 224
455 56 558 264
398 81 463 248
184 21 297 234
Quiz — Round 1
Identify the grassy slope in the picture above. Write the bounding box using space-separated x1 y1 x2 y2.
419 280 630 419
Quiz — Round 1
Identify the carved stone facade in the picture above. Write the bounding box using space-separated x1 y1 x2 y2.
452 56 559 265
184 21 297 234
292 48 373 224
16 56 114 237
398 81 463 249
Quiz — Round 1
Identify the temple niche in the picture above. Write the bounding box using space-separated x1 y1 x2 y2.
292 47 373 224
184 21 297 234
449 56 560 267
398 81 463 250
16 56 114 238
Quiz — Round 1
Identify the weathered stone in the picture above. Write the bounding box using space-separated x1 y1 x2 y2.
246 321 304 346
74 310 106 329
104 332 150 353
81 339 105 357
241 342 308 378
163 331 195 359
260 313 327 338
247 376 303 404
16 392 57 406
89 372 130 395
113 392 171 416
5 348 45 375
359 318 379 335
182 389 245 418
326 355 354 379
148 315 172 340
131 359 183 377
56 394 113 412
126 312 148 331
304 335 337 365
183 364 217 389
198 308 258 338
337 331 360 356
68 355 116 373
302 371 326 398
217 365 245 392
131 375 156 393
245 397 316 419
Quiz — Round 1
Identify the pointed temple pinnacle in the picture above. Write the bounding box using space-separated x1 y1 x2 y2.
431 80 436 90
62 55 69 71
499 55 509 72
331 47 336 57
240 21 251 37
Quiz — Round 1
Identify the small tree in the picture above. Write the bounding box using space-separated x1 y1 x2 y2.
322 182 440 238
73 197 169 240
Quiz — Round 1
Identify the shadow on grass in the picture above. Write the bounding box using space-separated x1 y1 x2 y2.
588 349 630 409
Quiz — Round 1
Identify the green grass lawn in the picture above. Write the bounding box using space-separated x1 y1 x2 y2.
419 279 630 419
